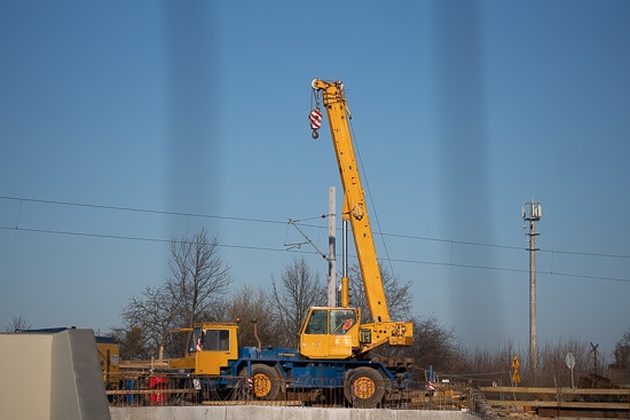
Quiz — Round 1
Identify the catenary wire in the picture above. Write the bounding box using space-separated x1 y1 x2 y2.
0 225 313 255
2 225 629 285
1 194 629 260
0 195 288 226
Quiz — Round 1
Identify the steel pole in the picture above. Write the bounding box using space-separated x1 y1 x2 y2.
327 187 337 307
529 209 538 371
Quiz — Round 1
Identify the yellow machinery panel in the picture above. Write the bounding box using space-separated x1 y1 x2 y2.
300 307 359 359
169 323 239 376
96 338 120 389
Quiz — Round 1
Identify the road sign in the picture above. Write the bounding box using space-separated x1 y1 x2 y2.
565 352 576 370
512 370 521 384
566 352 576 388
511 355 521 385
512 356 520 370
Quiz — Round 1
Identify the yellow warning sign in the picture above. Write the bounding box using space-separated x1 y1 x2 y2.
512 356 520 370
512 369 520 384
512 355 521 385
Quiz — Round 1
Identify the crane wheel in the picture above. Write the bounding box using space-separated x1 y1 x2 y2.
344 367 385 408
241 364 281 400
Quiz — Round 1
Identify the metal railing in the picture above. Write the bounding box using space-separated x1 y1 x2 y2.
105 372 469 411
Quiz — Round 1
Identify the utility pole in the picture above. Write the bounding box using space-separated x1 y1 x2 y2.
341 206 349 307
522 200 542 371
284 187 337 307
590 342 599 374
327 187 337 307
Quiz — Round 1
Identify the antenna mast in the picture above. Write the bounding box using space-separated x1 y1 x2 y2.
522 200 542 371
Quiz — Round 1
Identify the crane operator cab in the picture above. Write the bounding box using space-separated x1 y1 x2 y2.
299 307 360 359
299 304 413 360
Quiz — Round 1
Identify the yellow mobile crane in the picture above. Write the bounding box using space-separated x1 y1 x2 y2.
300 79 413 360
119 79 414 408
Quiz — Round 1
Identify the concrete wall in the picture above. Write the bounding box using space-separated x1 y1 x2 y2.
0 329 110 420
0 333 53 420
110 406 478 420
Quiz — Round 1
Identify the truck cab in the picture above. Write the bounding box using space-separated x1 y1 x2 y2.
168 323 239 375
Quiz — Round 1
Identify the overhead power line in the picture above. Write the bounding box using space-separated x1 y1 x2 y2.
1 195 630 260
0 225 312 255
2 225 629 285
0 195 288 226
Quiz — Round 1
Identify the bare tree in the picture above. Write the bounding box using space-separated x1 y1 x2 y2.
167 228 231 328
534 337 593 386
271 258 325 347
3 315 31 332
211 284 278 348
121 284 179 355
456 337 595 387
610 327 630 383
346 265 469 375
118 228 232 356
110 325 149 360
611 327 630 369
411 316 463 374
348 263 412 322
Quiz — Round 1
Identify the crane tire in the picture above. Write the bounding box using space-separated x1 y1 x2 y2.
344 366 385 408
241 364 281 400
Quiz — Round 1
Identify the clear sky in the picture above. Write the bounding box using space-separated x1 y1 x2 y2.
1 0 629 360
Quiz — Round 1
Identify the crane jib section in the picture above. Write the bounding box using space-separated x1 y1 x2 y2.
311 79 390 324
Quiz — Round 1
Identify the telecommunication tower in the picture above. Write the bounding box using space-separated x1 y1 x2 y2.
522 200 542 370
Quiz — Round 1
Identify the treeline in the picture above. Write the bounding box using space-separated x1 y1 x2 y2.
105 229 630 387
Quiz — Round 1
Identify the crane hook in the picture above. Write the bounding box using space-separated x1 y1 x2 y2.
309 108 323 141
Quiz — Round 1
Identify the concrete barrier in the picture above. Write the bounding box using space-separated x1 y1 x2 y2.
0 328 110 420
110 406 478 420
0 332 53 420
51 329 111 420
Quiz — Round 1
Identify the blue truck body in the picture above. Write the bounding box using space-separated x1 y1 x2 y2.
167 345 408 402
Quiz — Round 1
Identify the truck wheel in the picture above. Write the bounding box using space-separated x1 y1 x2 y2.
344 367 385 408
243 364 281 400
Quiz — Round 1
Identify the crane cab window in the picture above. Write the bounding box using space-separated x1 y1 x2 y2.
330 309 356 335
305 309 328 334
203 329 230 351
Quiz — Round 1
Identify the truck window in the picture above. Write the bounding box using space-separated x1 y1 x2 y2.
305 309 328 335
330 309 356 335
165 329 192 358
203 329 230 351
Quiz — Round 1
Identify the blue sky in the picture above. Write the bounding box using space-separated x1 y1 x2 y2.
1 1 629 360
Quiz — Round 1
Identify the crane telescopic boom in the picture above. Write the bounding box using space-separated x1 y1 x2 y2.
298 79 413 359
311 79 390 323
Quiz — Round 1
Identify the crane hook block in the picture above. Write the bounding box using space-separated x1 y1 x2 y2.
309 108 323 140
